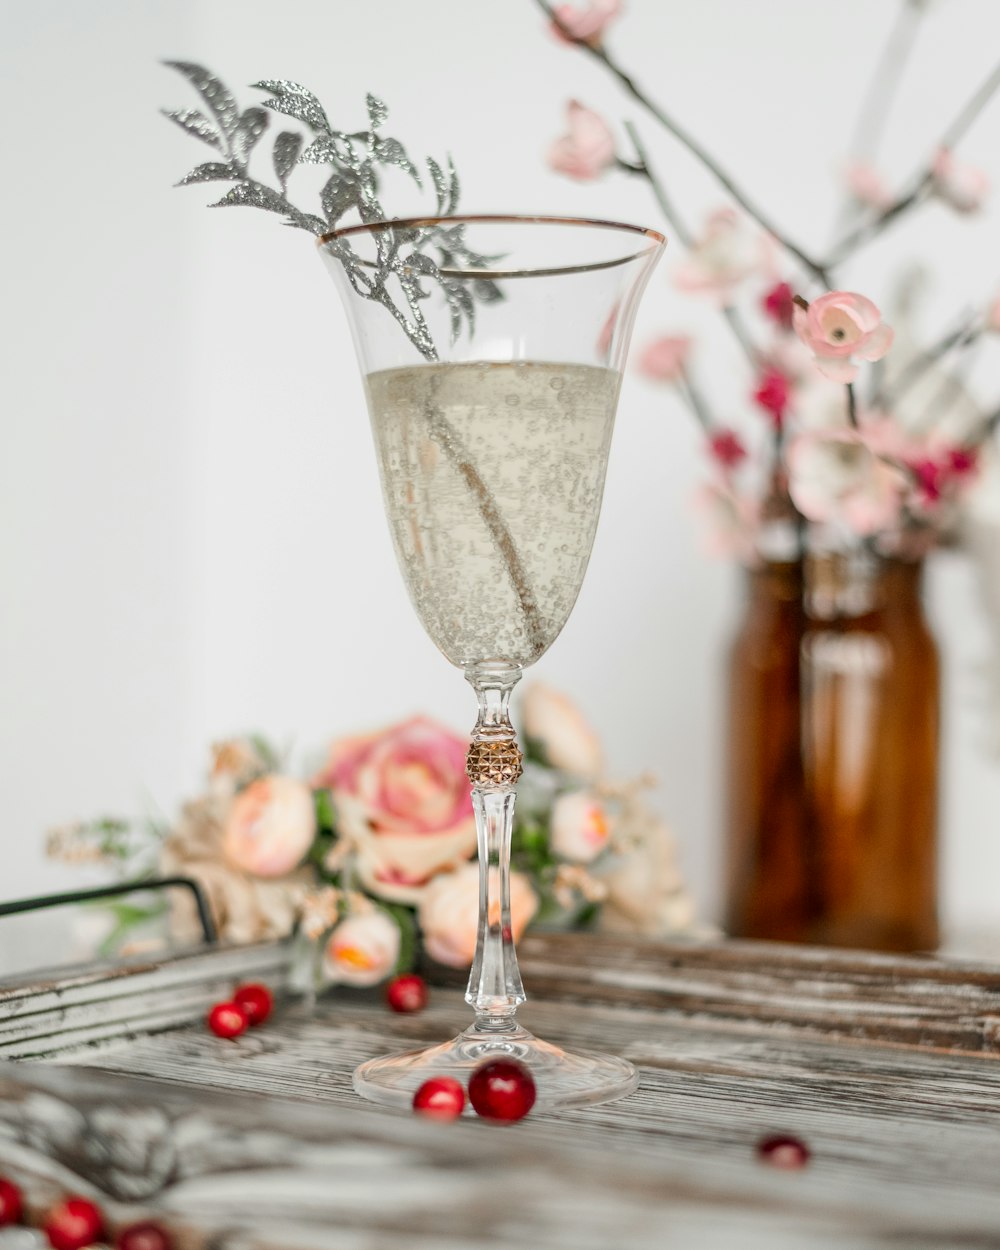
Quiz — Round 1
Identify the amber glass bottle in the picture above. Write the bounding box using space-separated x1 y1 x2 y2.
724 553 939 952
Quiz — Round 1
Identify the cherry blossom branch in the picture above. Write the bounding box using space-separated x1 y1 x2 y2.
849 0 925 165
621 121 760 367
824 56 1000 267
875 312 981 408
536 0 833 288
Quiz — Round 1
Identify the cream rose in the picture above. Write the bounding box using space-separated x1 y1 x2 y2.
323 910 401 987
550 791 612 863
314 717 476 905
521 684 603 779
221 775 316 879
418 862 538 969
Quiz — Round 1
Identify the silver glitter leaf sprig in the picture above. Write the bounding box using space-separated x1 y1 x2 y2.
164 63 502 359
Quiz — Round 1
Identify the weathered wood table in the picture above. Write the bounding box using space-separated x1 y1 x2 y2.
3 931 1000 1248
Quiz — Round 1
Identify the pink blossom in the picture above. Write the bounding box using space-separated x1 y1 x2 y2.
761 281 795 330
547 100 615 181
521 683 603 779
674 209 764 302
787 428 905 535
313 717 476 905
987 294 1000 333
637 334 691 382
550 0 621 46
418 863 538 968
843 161 893 211
792 291 894 383
752 369 791 428
932 148 989 214
323 910 400 987
909 444 980 508
694 481 760 563
551 791 612 863
708 428 748 470
221 775 316 879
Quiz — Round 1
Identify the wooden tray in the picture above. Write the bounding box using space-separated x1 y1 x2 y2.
3 931 1000 1248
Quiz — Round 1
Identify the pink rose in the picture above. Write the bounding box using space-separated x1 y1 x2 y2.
418 862 538 969
637 335 692 383
323 910 400 987
550 0 621 46
792 291 894 383
521 683 603 779
787 428 905 534
314 716 476 905
843 160 893 211
221 775 316 879
932 148 989 214
547 100 615 181
551 791 612 863
674 209 766 302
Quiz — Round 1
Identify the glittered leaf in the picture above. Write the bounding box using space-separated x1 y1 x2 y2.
425 156 449 215
299 133 355 166
321 171 360 223
374 137 421 186
272 131 303 191
161 108 223 151
252 79 331 134
176 161 241 186
366 93 389 130
164 62 239 137
232 106 269 167
446 158 460 215
474 278 503 303
210 181 292 215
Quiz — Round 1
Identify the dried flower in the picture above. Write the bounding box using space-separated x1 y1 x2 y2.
521 683 603 778
674 209 765 302
752 369 791 427
549 0 622 46
297 885 342 940
761 281 796 330
787 428 905 534
547 100 616 181
553 864 609 911
637 334 692 383
708 429 748 471
932 148 989 214
792 291 894 383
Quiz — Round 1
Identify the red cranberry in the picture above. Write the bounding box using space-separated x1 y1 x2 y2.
117 1222 174 1250
386 974 429 1014
757 1133 811 1169
412 1077 466 1120
468 1059 536 1123
233 982 274 1026
207 1001 249 1039
44 1196 104 1250
0 1178 22 1226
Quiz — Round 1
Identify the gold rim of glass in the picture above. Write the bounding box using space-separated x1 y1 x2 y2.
318 213 666 280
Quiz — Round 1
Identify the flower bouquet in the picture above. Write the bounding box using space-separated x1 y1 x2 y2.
49 686 696 986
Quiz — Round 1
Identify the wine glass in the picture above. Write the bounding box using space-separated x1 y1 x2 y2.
320 214 665 1110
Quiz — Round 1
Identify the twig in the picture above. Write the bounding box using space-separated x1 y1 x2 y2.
536 0 833 288
677 371 715 433
846 382 860 430
825 56 1000 267
620 123 760 368
850 0 925 165
876 314 981 408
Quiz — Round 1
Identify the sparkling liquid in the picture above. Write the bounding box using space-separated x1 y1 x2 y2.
365 361 620 667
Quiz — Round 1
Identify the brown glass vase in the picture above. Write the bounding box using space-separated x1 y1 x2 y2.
724 553 939 952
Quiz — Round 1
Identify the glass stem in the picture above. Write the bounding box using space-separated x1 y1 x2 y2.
464 663 526 1032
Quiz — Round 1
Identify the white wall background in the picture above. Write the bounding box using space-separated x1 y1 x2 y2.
3 0 1000 943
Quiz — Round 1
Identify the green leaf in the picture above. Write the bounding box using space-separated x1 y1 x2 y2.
380 902 418 976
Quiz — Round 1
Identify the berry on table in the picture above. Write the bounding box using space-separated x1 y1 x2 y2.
756 1133 811 1169
43 1196 104 1250
0 1177 23 1226
116 1220 174 1250
206 1001 250 1039
233 982 273 1026
412 1077 466 1120
468 1059 536 1123
386 974 428 1014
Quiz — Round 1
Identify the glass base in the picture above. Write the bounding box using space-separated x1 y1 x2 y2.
353 1022 638 1112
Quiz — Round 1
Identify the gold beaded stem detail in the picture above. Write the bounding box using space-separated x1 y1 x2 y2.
466 738 524 789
